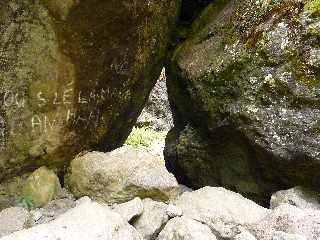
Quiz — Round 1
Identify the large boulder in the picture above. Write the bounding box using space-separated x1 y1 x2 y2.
0 0 180 180
0 197 143 240
174 187 269 239
165 0 320 203
66 146 180 204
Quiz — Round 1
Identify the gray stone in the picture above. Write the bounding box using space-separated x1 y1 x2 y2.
113 197 143 222
166 204 183 218
0 197 143 240
137 68 174 131
270 186 320 210
251 204 320 240
174 187 269 239
157 217 217 240
66 146 179 204
133 198 169 240
234 230 257 240
272 231 306 240
0 207 30 237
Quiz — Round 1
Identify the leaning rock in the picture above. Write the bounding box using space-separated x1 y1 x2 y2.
0 197 142 240
166 0 320 203
0 0 180 181
22 167 61 207
270 186 320 210
157 217 217 240
175 187 269 239
66 146 179 204
251 204 320 240
133 198 169 240
0 207 30 238
113 197 144 222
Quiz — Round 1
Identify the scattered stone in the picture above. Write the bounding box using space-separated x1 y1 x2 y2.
174 187 269 239
272 231 306 240
22 167 61 208
166 204 183 218
133 198 169 240
157 217 217 240
270 187 320 210
66 146 179 204
113 197 144 222
0 198 143 240
251 204 320 240
0 207 30 238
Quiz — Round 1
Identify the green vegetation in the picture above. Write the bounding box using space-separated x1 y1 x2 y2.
125 127 167 149
17 195 34 210
305 0 320 13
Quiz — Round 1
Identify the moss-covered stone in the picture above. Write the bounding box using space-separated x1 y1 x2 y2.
166 0 320 204
22 166 61 207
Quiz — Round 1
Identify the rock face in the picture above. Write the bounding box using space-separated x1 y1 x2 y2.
174 187 269 239
66 146 180 204
157 217 217 240
137 69 174 131
165 0 320 203
0 197 143 240
0 0 180 180
22 167 61 207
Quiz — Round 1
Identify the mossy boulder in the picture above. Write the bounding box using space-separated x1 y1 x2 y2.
22 166 61 207
0 0 180 180
166 0 320 204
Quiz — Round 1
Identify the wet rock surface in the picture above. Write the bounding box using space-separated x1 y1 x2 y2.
165 0 320 203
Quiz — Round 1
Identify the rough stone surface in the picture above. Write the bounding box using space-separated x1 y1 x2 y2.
272 231 306 240
234 230 257 240
66 146 179 204
133 198 169 240
0 197 143 240
137 68 174 131
157 217 217 240
113 197 143 222
22 166 61 207
28 188 76 226
166 204 183 218
251 204 320 240
0 0 180 180
174 187 269 239
0 207 30 238
165 0 320 204
270 186 320 210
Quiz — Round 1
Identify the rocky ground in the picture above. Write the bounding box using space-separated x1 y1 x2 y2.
0 146 319 240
